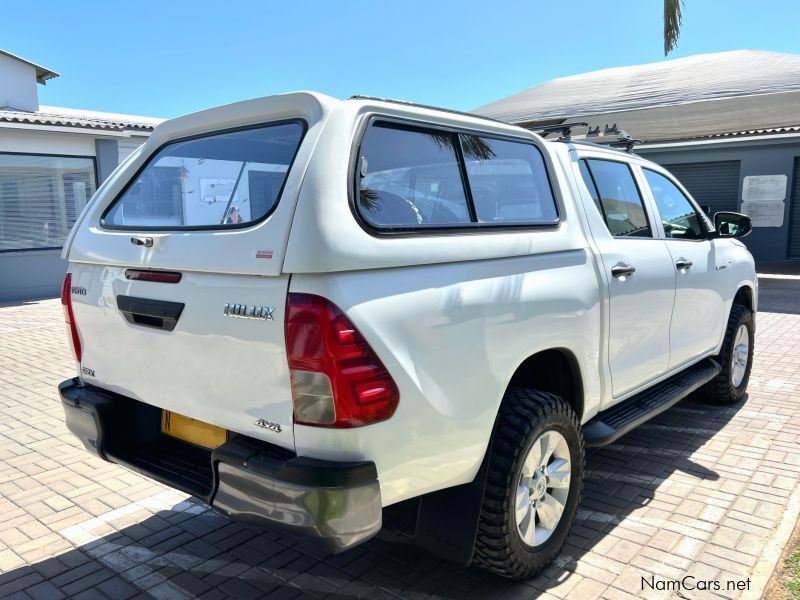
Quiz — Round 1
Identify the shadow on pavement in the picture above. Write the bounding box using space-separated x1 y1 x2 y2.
0 296 59 309
0 389 745 599
757 277 800 315
756 260 800 277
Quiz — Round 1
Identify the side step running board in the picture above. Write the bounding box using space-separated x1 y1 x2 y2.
582 358 721 447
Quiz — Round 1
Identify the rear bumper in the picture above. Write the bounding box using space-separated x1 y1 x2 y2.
59 378 382 552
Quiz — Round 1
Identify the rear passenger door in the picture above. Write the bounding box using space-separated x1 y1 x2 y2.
578 158 676 398
640 168 726 368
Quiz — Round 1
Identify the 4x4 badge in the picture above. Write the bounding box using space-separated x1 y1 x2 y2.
223 304 275 320
254 419 281 433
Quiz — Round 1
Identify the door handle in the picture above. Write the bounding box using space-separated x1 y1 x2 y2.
675 259 693 270
130 236 154 248
117 295 184 332
611 263 636 278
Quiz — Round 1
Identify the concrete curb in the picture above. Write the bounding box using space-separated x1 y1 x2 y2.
744 478 800 599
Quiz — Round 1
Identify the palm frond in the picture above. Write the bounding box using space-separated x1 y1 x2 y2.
664 0 683 56
359 187 381 212
426 133 496 161
460 135 496 161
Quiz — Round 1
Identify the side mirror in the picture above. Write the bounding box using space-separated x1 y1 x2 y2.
713 211 752 239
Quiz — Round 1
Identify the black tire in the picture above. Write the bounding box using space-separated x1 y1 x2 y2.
473 388 584 580
701 303 755 404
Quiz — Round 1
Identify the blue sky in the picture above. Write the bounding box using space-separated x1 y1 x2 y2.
3 0 800 118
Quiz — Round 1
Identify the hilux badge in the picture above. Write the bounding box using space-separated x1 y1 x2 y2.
223 304 275 320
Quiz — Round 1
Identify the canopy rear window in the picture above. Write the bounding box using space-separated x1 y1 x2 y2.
356 120 558 232
102 121 305 230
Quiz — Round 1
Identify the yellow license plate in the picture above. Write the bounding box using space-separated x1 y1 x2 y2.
161 410 227 449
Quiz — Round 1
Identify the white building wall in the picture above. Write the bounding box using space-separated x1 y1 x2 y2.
0 128 96 156
0 55 38 111
119 135 148 162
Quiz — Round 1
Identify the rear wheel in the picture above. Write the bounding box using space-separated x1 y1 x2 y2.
702 303 754 404
474 388 584 580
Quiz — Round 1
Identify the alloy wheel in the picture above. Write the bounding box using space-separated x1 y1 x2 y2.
515 430 571 547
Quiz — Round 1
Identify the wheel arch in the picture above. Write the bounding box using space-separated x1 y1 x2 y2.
505 347 585 422
733 284 755 312
414 348 586 565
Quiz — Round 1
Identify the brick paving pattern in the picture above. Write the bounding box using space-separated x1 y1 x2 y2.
0 276 799 599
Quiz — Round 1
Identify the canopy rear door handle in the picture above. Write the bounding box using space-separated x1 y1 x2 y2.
117 295 184 332
130 236 154 247
675 259 693 270
611 263 636 278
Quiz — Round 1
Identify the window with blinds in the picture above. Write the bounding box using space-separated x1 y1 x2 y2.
0 154 97 251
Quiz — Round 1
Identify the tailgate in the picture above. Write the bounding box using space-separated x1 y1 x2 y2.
61 94 336 452
70 264 294 449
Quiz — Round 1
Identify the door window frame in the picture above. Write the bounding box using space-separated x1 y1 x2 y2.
578 156 656 240
634 164 714 242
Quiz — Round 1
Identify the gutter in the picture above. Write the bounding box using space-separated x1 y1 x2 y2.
0 121 152 138
638 132 800 151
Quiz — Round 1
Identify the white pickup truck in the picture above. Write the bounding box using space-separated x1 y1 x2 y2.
58 92 756 580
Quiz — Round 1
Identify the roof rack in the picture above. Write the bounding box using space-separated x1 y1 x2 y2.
531 122 642 152
583 124 642 152
531 122 589 140
348 95 513 127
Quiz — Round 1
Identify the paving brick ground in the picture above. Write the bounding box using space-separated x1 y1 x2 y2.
0 276 799 599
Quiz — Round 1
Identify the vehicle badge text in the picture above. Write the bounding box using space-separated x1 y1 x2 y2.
255 418 281 433
223 303 275 321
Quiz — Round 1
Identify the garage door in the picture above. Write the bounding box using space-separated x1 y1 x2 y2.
661 161 741 215
789 158 800 259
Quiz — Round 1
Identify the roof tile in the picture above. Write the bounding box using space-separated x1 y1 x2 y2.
0 105 163 132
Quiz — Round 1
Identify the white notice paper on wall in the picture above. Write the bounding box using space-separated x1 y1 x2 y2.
740 201 785 227
742 175 787 202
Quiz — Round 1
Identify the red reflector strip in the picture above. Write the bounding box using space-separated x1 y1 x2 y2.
61 273 82 362
125 269 182 284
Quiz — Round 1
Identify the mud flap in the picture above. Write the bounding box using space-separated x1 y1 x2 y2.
414 448 491 565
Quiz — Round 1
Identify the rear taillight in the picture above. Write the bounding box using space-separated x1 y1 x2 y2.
61 273 82 362
285 293 399 428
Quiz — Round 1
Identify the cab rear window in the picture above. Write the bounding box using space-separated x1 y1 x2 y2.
356 120 558 231
102 121 305 230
